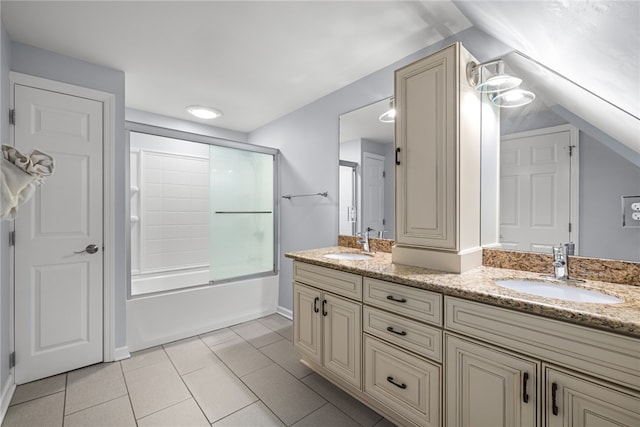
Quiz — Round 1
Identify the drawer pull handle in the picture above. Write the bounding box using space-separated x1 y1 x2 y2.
322 300 328 317
551 382 559 416
313 297 319 314
386 376 407 389
386 295 407 303
522 372 529 403
386 326 407 336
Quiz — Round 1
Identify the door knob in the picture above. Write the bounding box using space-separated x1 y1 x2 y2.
74 244 99 254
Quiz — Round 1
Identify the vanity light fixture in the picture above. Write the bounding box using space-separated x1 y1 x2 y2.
467 59 522 94
379 98 396 123
186 105 223 119
491 88 536 108
467 58 535 108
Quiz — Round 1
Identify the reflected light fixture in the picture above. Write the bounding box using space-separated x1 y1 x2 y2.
186 105 223 119
379 98 396 123
491 89 536 108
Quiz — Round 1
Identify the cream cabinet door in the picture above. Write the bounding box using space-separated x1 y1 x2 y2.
446 334 540 427
323 293 362 389
545 367 640 427
293 283 322 365
395 43 456 249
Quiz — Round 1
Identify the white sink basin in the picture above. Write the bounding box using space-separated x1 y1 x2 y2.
495 280 623 304
323 252 373 260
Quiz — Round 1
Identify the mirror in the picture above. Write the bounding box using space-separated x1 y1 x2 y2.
337 51 639 263
483 51 640 262
339 98 395 239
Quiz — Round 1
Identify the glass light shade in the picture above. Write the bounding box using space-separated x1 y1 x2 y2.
379 108 396 123
491 89 536 108
186 105 223 119
476 74 522 94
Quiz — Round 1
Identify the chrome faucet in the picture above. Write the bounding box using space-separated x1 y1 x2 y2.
357 227 373 253
552 245 568 280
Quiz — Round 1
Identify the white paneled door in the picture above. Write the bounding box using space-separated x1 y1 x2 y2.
14 84 104 384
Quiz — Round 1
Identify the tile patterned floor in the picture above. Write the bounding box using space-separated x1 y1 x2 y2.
2 314 396 427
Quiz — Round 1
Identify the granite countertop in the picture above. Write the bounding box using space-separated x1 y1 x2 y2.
285 246 640 338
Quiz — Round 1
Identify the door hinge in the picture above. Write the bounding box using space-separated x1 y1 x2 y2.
569 222 572 233
9 352 15 369
568 145 576 156
382 218 386 226
382 171 386 178
9 109 15 125
9 231 15 246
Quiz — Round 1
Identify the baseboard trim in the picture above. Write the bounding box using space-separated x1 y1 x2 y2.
277 305 293 320
0 370 16 425
113 346 131 361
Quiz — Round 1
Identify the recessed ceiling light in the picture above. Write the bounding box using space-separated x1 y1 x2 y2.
186 105 223 119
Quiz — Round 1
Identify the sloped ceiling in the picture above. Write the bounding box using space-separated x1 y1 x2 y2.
2 1 639 139
454 0 639 119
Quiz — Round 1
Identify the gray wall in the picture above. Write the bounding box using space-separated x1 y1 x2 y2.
249 27 509 312
580 132 640 261
10 42 128 348
0 15 12 390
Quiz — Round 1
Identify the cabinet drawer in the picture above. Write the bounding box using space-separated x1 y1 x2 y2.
364 335 441 427
445 296 640 391
294 261 362 300
363 306 442 362
364 278 442 326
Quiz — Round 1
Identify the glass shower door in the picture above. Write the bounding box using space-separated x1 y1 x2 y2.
209 145 275 282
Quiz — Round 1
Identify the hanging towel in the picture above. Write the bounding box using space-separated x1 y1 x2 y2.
0 145 55 220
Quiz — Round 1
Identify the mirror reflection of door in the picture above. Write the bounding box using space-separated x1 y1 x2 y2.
339 161 357 235
362 152 385 234
500 125 579 253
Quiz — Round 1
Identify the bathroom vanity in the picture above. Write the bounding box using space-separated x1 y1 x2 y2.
286 248 640 427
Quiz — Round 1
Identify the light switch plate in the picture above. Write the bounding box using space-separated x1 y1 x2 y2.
622 195 640 228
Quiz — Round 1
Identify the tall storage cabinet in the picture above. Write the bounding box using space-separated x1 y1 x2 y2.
393 42 482 273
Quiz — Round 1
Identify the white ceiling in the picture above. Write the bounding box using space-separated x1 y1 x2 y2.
1 0 472 132
3 1 638 134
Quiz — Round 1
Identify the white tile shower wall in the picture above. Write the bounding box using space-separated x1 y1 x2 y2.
140 150 210 274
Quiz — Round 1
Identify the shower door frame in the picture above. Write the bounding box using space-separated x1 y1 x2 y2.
125 121 280 298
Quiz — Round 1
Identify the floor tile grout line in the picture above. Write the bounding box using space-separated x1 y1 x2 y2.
62 392 130 418
118 359 140 426
190 334 284 426
61 373 67 426
202 333 277 379
156 344 213 424
287 401 335 427
7 380 67 408
233 366 291 427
